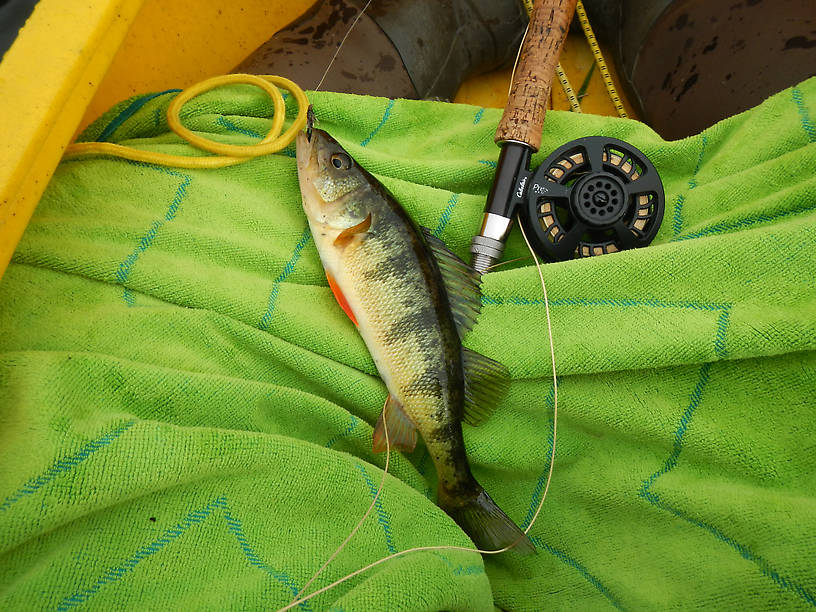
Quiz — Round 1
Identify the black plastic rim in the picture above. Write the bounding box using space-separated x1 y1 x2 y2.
521 136 665 261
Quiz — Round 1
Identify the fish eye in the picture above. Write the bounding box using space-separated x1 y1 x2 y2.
330 153 352 169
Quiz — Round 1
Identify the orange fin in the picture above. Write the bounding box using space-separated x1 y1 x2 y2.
326 271 358 326
372 395 417 453
334 213 372 247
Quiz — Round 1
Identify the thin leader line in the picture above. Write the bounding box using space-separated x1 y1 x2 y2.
278 221 559 611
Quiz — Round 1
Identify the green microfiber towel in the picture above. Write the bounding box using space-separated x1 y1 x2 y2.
1 77 815 611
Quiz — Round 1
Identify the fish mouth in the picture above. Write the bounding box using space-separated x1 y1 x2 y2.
295 129 328 220
295 130 316 171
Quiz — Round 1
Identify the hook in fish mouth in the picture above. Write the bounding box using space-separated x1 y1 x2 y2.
306 105 316 141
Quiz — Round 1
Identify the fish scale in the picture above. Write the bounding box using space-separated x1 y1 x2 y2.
296 126 533 554
345 209 461 452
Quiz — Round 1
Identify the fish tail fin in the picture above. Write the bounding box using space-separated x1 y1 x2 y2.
439 484 535 555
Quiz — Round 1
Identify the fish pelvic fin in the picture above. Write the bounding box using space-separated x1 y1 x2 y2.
439 484 535 555
372 395 417 453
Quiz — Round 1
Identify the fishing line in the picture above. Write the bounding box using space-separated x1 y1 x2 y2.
62 0 374 168
507 21 529 99
291 397 393 603
61 1 563 605
314 0 375 93
281 225 559 612
484 255 533 272
284 4 562 608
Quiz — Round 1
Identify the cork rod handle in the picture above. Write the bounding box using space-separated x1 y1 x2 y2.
495 0 577 151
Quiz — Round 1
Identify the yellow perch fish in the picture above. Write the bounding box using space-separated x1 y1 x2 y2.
296 126 533 554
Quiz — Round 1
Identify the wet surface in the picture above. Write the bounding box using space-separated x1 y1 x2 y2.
233 0 416 98
233 0 525 101
631 0 815 138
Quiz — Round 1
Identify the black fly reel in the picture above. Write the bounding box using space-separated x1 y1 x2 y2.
520 136 664 261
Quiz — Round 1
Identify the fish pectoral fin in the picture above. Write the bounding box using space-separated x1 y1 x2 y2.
462 347 510 426
325 271 358 326
420 227 482 339
372 395 417 453
334 213 372 247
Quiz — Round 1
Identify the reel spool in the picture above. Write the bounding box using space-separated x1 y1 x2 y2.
520 136 664 261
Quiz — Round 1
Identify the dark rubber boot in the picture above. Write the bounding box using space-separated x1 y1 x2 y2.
583 0 816 139
233 0 527 101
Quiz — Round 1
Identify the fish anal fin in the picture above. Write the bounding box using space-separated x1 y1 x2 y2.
334 213 372 247
462 346 510 426
372 395 417 453
420 227 482 339
326 271 358 326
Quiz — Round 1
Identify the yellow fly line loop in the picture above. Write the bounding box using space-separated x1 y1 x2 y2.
64 74 310 168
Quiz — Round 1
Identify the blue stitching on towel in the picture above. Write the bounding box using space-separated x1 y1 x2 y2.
360 99 395 147
792 87 816 143
478 159 497 169
258 226 312 331
521 385 555 530
216 116 297 156
96 89 182 142
57 497 312 611
429 551 485 577
672 135 707 236
114 163 192 298
355 464 397 554
638 363 816 607
531 536 627 611
56 497 226 609
482 294 733 366
714 307 731 358
325 415 359 449
487 291 807 603
639 363 712 493
223 509 313 611
453 565 485 576
672 194 685 237
0 421 137 512
675 202 816 241
473 108 485 125
216 116 263 139
433 193 459 238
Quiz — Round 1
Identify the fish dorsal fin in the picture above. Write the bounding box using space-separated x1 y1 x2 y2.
461 347 510 426
421 227 482 338
372 395 417 453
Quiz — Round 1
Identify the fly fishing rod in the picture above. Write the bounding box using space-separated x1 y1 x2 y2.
470 0 665 272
